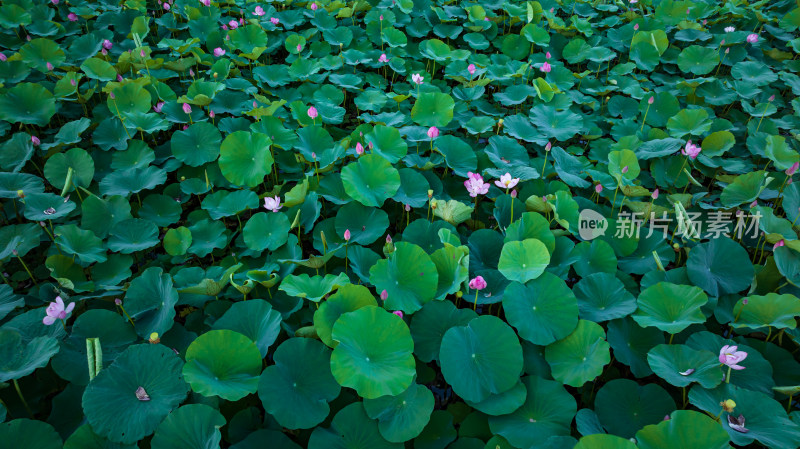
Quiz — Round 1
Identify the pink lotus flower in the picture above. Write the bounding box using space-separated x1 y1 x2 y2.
786 162 799 176
43 296 75 325
344 229 351 241
393 310 403 318
719 345 747 370
652 188 659 199
621 165 629 174
427 126 439 139
380 15 383 21
379 53 388 63
200 0 210 5
411 73 424 85
540 61 552 73
634 23 639 31
117 74 123 82
468 63 476 75
681 140 701 159
595 184 603 193
0 53 6 62
46 62 54 71
469 276 487 290
380 290 388 301
31 136 40 146
182 103 192 114
270 17 279 25
307 106 318 119
263 196 282 212
253 6 265 16
213 47 225 57
746 33 758 43
355 142 364 155
228 20 239 29
163 2 170 10
724 26 735 33
494 173 519 190
648 96 655 104
296 43 302 52
545 142 552 151
239 17 245 26
51 0 59 4
103 39 113 50
310 2 318 10
545 51 551 59
775 240 786 250
153 102 164 113
221 24 228 30
68 13 78 21
464 172 490 197
209 109 215 118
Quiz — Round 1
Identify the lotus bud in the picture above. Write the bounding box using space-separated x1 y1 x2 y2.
648 96 655 104
380 290 388 301
393 311 403 318
545 142 552 152
344 229 351 241
115 298 122 305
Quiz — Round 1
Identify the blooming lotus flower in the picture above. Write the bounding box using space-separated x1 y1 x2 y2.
468 63 476 75
595 184 603 193
464 172 490 197
393 311 403 318
494 173 519 190
253 6 265 16
427 127 439 139
344 229 351 241
307 106 318 119
725 26 735 32
31 135 40 146
746 33 758 43
380 290 388 301
411 73 424 85
228 20 238 29
379 53 388 63
43 296 75 325
213 47 225 57
681 140 701 159
355 142 364 155
775 240 785 249
153 102 164 113
469 276 487 290
68 13 78 21
719 345 747 370
786 162 799 176
263 196 282 212
200 0 210 5
182 103 192 114
270 17 280 25
103 39 113 50
540 61 552 73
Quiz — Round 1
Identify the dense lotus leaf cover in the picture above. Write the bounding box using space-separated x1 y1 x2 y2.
2 0 800 448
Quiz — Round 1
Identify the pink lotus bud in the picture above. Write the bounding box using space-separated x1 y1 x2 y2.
200 0 210 5
652 188 659 199
386 234 392 243
622 165 629 174
46 62 53 71
750 201 757 208
153 101 164 113
31 136 40 146
182 103 191 114
0 53 6 62
546 51 551 59
163 2 170 10
775 240 786 249
101 48 108 55
311 152 316 159
648 96 655 104
393 310 403 318
595 184 603 193
103 39 113 50
109 92 115 99
115 298 122 305
769 95 775 102
222 24 228 30
252 100 257 108
468 63 476 75
427 126 439 139
380 290 388 301
310 2 318 10
405 204 411 211
308 106 318 119
70 79 76 86
634 23 639 30
239 18 244 26
469 276 487 290
189 69 195 77
213 47 225 57
545 142 552 151
209 109 215 118
117 74 123 82
344 229 351 241
511 189 517 198
720 39 725 46
297 43 302 52
51 0 59 4
355 142 364 155
540 61 552 73
380 15 384 21
68 13 78 21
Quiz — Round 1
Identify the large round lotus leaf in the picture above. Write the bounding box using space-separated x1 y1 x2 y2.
412 409 457 449
0 419 62 449
0 83 56 126
463 379 527 416
439 315 523 402
107 83 151 114
279 273 350 302
594 379 676 438
125 267 179 339
82 344 189 444
607 317 665 378
43 148 95 191
230 430 301 449
676 45 720 75
686 237 754 296
218 131 273 188
243 212 290 252
497 238 550 283
409 300 477 363
258 338 340 429
212 299 282 357
732 293 800 331
503 273 578 345
308 403 401 449
164 227 192 256
544 320 611 388
64 424 137 449
334 201 389 245
411 92 455 127
504 212 555 252
0 329 59 382
107 218 159 254
183 329 262 401
685 331 775 395
136 194 182 227
295 125 333 161
150 404 225 449
365 125 409 163
688 383 800 448
23 192 76 221
369 241 438 313
364 382 435 442
573 272 637 322
488 375 576 448
313 283 378 347
170 122 222 167
574 434 638 449
570 239 618 278
0 285 24 321
632 282 708 334
341 154 401 207
53 224 106 264
330 306 415 399
99 166 167 197
635 410 730 449
646 344 723 388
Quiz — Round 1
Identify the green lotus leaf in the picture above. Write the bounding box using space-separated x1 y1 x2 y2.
82 344 189 444
138 194 182 227
0 284 24 321
295 125 333 162
0 419 62 449
183 329 262 401
334 201 390 246
701 131 735 157
230 430 301 449
308 403 401 449
0 133 34 172
432 199 474 225
574 434 638 449
43 148 94 191
218 131 273 188
369 241 438 313
243 212 291 252
280 273 350 302
463 379 527 416
497 238 550 283
0 83 56 126
364 382 435 442
411 92 455 127
685 331 775 395
124 267 179 339
107 83 152 115
545 320 611 387
53 224 106 264
430 244 470 299
150 404 225 449
409 300 477 363
80 57 118 81
636 410 730 449
330 306 415 399
163 227 192 256
63 424 137 449
677 45 720 75
364 125 409 163
502 273 579 345
23 192 77 221
440 315 523 402
341 154 401 207
686 237 755 296
573 272 637 322
632 282 708 334
594 379 676 438
171 122 222 167
313 283 378 347
99 166 167 197
529 105 585 141
213 299 282 357
666 108 712 138
0 329 60 382
731 293 800 331
0 172 44 198
107 218 159 254
201 190 259 220
504 212 555 252
719 171 767 208
488 375 576 448
258 338 340 429
646 344 723 388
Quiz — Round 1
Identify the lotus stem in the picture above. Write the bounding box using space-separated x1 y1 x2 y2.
473 290 478 311
641 103 651 131
725 365 732 384
13 379 33 417
14 252 37 285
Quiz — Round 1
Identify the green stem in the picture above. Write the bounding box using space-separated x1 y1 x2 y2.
13 379 33 417
725 365 732 384
15 253 37 285
473 290 478 311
